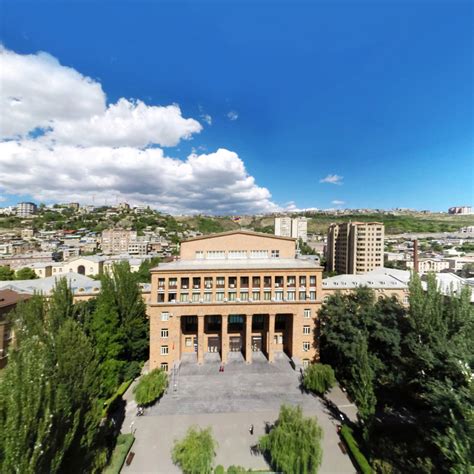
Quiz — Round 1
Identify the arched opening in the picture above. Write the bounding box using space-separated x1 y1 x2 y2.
77 265 86 275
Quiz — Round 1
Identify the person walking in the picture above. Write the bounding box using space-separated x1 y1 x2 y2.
249 424 254 435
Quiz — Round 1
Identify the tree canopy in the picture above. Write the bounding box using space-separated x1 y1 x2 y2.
302 363 336 396
133 369 168 406
259 405 323 474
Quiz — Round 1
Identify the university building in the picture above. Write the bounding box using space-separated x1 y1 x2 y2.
149 231 323 372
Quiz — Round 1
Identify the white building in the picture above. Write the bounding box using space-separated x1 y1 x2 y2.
275 217 308 242
448 206 472 215
406 258 450 274
16 202 37 217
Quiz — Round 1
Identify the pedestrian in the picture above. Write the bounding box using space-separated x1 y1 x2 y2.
249 424 254 435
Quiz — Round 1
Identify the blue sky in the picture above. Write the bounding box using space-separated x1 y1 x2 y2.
0 0 473 213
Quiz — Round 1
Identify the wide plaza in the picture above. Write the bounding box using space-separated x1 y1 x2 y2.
121 354 357 473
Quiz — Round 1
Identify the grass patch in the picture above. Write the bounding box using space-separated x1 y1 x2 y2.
103 433 135 474
340 425 372 474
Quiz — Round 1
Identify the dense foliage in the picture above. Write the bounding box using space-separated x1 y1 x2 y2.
302 363 336 395
0 281 110 473
0 265 15 280
85 262 149 395
133 369 168 406
136 256 160 283
14 267 38 280
172 426 217 474
340 426 372 474
320 277 474 472
259 405 323 474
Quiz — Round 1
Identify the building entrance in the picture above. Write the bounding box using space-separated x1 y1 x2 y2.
252 335 262 352
208 336 220 353
229 336 242 352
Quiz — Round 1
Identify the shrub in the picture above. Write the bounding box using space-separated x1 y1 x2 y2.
172 426 217 474
259 405 323 474
103 433 135 474
303 363 336 395
227 466 248 473
214 465 225 474
133 369 168 406
340 425 372 474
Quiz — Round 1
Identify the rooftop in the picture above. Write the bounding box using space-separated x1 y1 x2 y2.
152 258 321 272
182 229 296 243
322 273 407 289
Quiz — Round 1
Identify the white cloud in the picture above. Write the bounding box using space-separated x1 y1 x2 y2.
0 46 106 138
331 200 345 205
201 114 212 125
0 141 279 215
227 110 239 121
320 174 343 185
44 98 202 148
0 46 283 214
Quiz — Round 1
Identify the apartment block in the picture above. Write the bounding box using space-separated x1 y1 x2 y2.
275 217 308 242
326 222 384 274
101 228 137 254
149 230 323 372
16 202 37 218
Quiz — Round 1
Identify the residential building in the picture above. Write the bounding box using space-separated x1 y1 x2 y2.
101 228 137 254
0 289 31 368
326 222 384 274
16 202 37 217
63 256 105 276
149 230 323 372
275 217 308 242
448 206 472 215
21 228 35 240
406 258 450 274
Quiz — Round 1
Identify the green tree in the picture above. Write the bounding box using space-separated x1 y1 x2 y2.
0 265 15 280
172 426 217 474
136 257 160 283
259 405 323 474
133 369 168 406
0 282 108 473
303 363 336 396
15 267 38 280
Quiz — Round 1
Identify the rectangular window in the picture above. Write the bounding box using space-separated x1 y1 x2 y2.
207 250 225 259
287 276 296 287
160 362 169 372
252 291 260 301
252 276 261 287
299 276 307 287
228 250 247 259
157 293 165 303
303 342 310 352
180 293 188 302
185 337 193 347
250 250 268 259
204 277 213 289
302 359 310 369
161 328 169 338
309 275 316 286
195 251 204 259
168 293 177 302
264 291 271 301
287 291 295 301
161 312 170 321
240 292 249 301
304 309 311 319
275 291 283 301
216 277 225 288
271 249 280 258
228 292 237 301
160 345 169 355
303 326 311 335
192 293 200 302
309 291 316 300
169 278 177 288
216 292 224 301
158 278 165 288
299 291 306 301
204 292 212 302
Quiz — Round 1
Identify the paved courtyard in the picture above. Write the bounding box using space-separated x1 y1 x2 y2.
121 353 356 473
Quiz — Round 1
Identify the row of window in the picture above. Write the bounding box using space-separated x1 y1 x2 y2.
196 249 280 259
160 309 313 321
158 275 318 289
157 290 318 303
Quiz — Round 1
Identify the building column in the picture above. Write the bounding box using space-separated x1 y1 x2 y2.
267 313 276 362
245 314 252 363
221 314 228 364
197 315 205 364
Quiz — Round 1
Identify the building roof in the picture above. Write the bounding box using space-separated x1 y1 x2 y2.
0 272 101 296
182 229 296 243
152 258 321 272
0 289 32 308
322 273 407 289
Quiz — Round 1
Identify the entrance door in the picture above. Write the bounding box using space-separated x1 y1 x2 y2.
252 336 262 352
229 336 242 352
208 336 220 353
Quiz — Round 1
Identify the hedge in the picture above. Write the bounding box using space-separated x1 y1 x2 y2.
340 425 372 474
103 433 135 474
102 379 133 418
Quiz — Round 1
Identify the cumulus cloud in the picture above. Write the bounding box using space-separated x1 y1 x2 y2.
200 114 212 125
331 200 345 205
44 98 202 148
0 46 106 138
0 46 282 214
320 174 343 185
227 110 239 121
0 141 278 214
